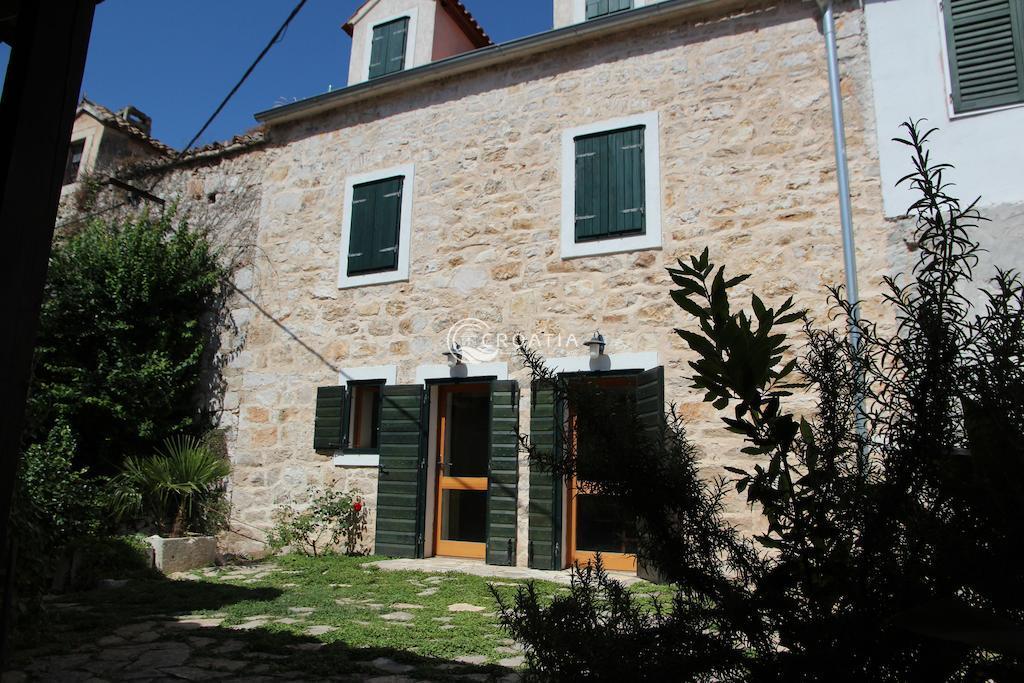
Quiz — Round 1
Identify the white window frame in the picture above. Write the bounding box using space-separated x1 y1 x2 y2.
361 7 419 82
560 110 662 259
337 163 415 289
935 0 1024 120
333 364 398 467
572 0 648 23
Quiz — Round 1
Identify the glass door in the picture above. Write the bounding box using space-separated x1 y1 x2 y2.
567 376 638 572
434 383 490 559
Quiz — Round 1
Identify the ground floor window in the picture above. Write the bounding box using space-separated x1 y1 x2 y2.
347 381 383 450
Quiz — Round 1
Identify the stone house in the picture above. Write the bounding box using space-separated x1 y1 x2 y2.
60 98 173 190
67 0 912 573
211 0 899 574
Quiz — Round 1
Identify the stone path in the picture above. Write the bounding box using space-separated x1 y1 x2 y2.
4 608 522 682
368 556 648 586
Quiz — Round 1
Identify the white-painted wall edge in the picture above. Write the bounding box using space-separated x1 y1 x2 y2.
414 362 509 383
545 351 659 374
338 364 398 385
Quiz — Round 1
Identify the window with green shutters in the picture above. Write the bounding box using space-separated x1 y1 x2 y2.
574 125 646 242
586 0 633 20
368 17 410 80
347 176 403 276
944 0 1024 113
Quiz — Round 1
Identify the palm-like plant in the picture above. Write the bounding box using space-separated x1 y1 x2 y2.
111 435 230 537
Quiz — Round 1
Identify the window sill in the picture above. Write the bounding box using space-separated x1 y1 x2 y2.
332 452 381 467
561 231 661 259
948 99 1024 121
338 269 407 289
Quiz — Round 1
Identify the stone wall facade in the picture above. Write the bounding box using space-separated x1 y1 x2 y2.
217 0 892 564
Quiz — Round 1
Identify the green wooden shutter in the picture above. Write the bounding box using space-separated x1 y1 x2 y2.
586 0 632 19
574 126 645 242
314 386 347 450
486 380 520 566
375 385 428 558
528 381 562 570
945 0 1024 112
634 366 665 438
368 17 409 80
611 126 645 236
347 177 403 276
370 177 402 271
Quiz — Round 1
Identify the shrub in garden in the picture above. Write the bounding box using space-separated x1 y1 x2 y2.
26 207 226 473
496 121 1024 681
267 487 368 557
110 434 230 537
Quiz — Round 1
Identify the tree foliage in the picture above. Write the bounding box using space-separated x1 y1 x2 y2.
27 208 227 471
497 121 1024 681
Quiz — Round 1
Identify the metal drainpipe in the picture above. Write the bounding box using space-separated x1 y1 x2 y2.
817 0 867 466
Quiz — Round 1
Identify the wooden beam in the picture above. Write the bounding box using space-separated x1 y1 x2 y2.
0 0 98 658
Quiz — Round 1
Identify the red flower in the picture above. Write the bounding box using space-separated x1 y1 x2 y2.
353 501 363 512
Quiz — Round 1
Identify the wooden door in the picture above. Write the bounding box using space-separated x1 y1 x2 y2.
567 376 638 573
434 383 490 559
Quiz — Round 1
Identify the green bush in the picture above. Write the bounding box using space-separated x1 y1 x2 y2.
27 207 226 472
110 434 231 537
267 487 368 557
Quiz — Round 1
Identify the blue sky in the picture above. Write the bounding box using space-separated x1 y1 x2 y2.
1 1 551 150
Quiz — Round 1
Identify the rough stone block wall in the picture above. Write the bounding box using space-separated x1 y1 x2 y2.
213 0 892 564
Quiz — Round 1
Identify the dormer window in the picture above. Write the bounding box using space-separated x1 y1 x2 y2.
343 1 490 87
63 139 85 185
368 16 410 80
586 0 633 19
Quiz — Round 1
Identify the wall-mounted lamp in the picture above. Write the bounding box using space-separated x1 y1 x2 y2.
583 331 606 360
442 342 464 368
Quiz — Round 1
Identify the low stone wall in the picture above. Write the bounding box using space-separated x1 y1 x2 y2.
148 536 219 574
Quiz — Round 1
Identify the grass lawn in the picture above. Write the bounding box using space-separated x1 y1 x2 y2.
11 554 671 680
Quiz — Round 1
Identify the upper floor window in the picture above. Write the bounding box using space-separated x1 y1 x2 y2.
586 0 633 19
560 112 662 259
944 0 1024 113
574 125 646 241
338 164 415 288
368 16 410 79
63 139 85 185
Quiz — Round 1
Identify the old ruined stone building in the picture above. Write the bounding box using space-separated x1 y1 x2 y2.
59 0 1023 572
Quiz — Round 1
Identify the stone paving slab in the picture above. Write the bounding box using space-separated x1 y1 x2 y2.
368 556 647 586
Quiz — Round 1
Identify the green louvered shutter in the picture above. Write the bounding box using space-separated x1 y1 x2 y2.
586 0 633 19
945 0 1024 112
574 126 645 242
634 366 665 438
368 17 409 80
314 386 347 450
375 385 428 558
528 381 562 570
487 380 520 566
347 176 403 276
633 367 669 583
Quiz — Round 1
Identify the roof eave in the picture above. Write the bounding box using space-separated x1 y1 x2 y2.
256 0 758 126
